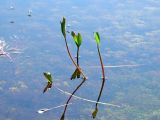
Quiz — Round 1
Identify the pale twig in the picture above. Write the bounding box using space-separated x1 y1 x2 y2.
37 103 73 114
0 40 21 61
55 86 120 108
84 64 143 68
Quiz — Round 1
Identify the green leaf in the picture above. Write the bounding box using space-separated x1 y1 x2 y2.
92 108 98 119
60 17 66 39
43 72 53 93
71 31 82 47
94 32 100 45
77 33 82 47
43 72 53 84
71 31 77 43
71 68 81 80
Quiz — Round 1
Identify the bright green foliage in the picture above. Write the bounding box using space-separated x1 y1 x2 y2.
43 72 53 84
71 31 82 47
60 17 66 39
71 31 77 42
77 33 82 46
94 32 100 45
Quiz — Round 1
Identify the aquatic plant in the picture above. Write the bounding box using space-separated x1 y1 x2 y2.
43 72 53 93
41 18 115 120
71 31 82 79
60 17 87 80
92 32 106 119
60 18 87 119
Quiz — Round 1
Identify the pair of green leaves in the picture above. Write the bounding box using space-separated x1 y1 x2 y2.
70 68 81 80
71 31 100 46
43 72 53 93
71 31 99 47
61 17 100 45
71 31 82 47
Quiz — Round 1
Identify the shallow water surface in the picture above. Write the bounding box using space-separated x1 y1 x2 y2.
0 0 160 120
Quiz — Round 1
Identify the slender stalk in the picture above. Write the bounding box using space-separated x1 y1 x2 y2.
76 47 79 66
95 44 106 108
60 39 86 119
60 79 86 120
64 38 86 80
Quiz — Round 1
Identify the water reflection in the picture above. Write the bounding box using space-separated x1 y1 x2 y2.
0 0 160 119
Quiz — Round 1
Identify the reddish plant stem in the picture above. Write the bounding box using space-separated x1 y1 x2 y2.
60 37 87 120
60 79 86 120
95 44 106 108
64 38 86 80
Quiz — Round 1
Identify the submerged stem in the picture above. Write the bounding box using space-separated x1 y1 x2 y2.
60 79 86 120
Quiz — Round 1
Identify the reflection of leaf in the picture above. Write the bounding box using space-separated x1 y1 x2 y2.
60 17 66 39
71 68 81 80
43 82 52 93
43 72 53 93
94 32 100 45
92 108 98 119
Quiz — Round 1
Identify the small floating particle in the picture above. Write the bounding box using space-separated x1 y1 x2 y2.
10 21 14 23
37 108 49 114
37 103 72 114
74 56 81 58
9 6 15 10
28 9 32 17
67 24 71 27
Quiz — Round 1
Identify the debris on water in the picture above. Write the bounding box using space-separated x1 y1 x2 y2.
75 55 81 59
67 24 71 28
37 108 50 114
37 103 72 114
28 9 32 17
0 40 7 55
55 86 120 107
9 6 15 10
10 21 15 24
66 23 71 33
0 40 21 60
